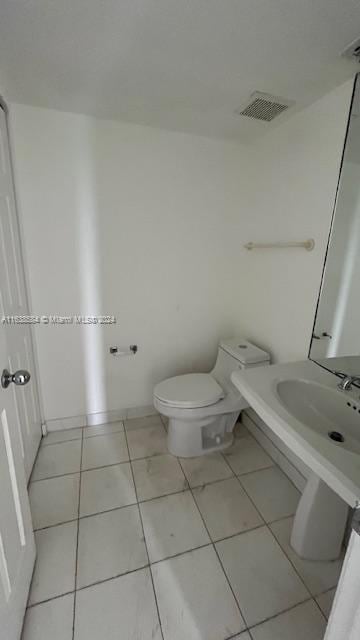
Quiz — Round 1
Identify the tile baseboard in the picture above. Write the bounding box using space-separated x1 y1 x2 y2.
46 405 158 433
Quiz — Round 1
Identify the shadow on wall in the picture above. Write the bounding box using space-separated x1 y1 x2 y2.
76 120 107 416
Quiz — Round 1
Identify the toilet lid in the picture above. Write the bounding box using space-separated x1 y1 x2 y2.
154 373 224 408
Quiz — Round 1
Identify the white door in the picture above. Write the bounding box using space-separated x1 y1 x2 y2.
0 320 36 640
0 105 42 480
0 104 40 637
325 528 360 640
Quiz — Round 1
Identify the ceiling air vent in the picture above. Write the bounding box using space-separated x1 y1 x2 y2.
341 37 360 63
235 92 294 122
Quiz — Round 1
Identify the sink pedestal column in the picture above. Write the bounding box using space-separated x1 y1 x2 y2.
290 473 348 561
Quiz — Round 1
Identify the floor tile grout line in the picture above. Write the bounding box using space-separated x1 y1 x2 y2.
30 460 131 484
44 416 165 441
83 430 124 439
242 413 304 494
229 446 330 602
32 485 195 531
74 562 152 596
31 461 229 487
124 416 164 428
40 414 162 444
219 437 330 626
124 425 165 435
33 437 276 484
312 595 331 623
312 586 336 621
265 523 331 622
225 631 254 640
71 427 84 640
33 470 264 530
26 563 152 609
34 435 339 551
223 595 326 638
34 517 270 572
246 596 321 632
146 541 211 567
76 537 241 593
81 457 130 473
234 463 277 479
29 541 239 608
142 521 271 562
32 442 336 570
27 589 77 609
26 497 331 626
123 423 165 640
235 473 269 523
220 451 275 480
220 439 304 530
265 519 326 600
319 585 338 595
40 425 126 448
31 470 82 484
33 523 309 607
221 447 267 527
74 501 138 521
41 437 83 448
28 537 243 609
31 450 183 484
24 549 321 628
33 517 79 532
233 439 336 621
176 456 249 634
29 500 336 614
30 422 334 633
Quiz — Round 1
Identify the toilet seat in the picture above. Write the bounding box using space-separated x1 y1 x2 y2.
154 373 224 409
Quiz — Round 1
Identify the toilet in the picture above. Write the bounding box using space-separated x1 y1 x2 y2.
154 338 270 457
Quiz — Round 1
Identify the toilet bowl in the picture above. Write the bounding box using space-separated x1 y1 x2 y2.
154 338 270 457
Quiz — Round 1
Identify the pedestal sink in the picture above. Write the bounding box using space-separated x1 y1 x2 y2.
231 360 360 562
275 378 359 559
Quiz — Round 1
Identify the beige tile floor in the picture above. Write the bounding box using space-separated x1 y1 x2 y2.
22 415 342 640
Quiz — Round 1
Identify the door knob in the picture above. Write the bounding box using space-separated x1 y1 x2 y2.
1 369 31 389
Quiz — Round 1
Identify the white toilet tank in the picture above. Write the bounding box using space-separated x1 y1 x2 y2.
155 337 270 458
212 338 270 389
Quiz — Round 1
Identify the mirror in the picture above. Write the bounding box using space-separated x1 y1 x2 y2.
310 74 360 373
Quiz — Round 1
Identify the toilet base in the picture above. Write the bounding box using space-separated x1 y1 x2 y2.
167 411 238 457
291 472 348 561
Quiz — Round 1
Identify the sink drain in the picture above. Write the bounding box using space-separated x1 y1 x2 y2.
328 431 345 443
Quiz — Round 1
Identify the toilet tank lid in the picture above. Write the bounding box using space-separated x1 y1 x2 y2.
220 338 270 365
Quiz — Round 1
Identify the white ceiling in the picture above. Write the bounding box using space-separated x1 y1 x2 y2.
1 0 360 142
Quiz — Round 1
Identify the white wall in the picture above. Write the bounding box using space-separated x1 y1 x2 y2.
229 80 353 363
9 79 354 425
232 79 354 469
9 105 248 423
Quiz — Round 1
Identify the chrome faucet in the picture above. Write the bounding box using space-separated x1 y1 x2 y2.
336 373 360 391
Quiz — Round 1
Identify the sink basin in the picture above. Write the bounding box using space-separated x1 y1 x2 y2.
231 359 360 508
276 379 360 455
